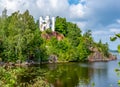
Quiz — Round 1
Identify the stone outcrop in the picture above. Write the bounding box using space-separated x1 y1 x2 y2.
41 31 64 41
48 55 58 63
88 47 116 62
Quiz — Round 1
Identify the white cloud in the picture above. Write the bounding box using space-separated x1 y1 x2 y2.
117 19 120 24
92 30 110 35
69 3 86 19
0 0 86 20
110 28 120 33
0 0 19 12
76 21 86 29
35 0 69 17
0 0 31 15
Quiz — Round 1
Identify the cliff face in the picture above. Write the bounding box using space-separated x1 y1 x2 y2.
41 31 64 41
88 47 116 62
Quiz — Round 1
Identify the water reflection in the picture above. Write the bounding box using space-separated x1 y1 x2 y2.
42 57 120 87
2 52 119 87
44 63 93 87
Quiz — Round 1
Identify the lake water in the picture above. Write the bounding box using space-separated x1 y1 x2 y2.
15 52 120 87
38 52 120 87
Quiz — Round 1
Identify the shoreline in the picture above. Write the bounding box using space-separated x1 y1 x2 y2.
0 57 117 67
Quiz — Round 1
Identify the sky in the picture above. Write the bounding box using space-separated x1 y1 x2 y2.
0 0 120 50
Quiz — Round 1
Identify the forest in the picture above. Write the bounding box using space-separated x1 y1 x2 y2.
0 9 109 63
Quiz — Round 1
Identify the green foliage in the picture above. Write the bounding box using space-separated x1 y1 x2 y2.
66 22 81 47
110 37 117 41
55 16 67 35
0 67 24 86
118 45 120 53
82 30 94 50
77 40 90 61
110 33 120 53
0 9 110 62
116 33 120 38
0 10 47 62
44 35 91 61
96 40 109 57
110 32 120 87
45 29 52 34
0 67 50 87
115 63 120 86
91 82 95 87
55 18 81 46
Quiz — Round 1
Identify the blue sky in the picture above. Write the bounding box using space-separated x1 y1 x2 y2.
68 0 79 5
0 0 120 50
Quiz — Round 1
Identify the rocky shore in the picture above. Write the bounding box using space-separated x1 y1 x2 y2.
88 54 116 62
0 50 117 67
88 48 117 62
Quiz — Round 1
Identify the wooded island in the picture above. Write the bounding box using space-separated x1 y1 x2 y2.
0 9 116 66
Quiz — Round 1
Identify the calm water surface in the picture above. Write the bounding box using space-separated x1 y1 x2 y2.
17 52 120 87
38 52 120 87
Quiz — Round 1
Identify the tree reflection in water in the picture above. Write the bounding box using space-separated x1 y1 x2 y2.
45 63 93 87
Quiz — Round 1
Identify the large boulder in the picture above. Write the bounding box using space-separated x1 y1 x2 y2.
48 55 58 63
